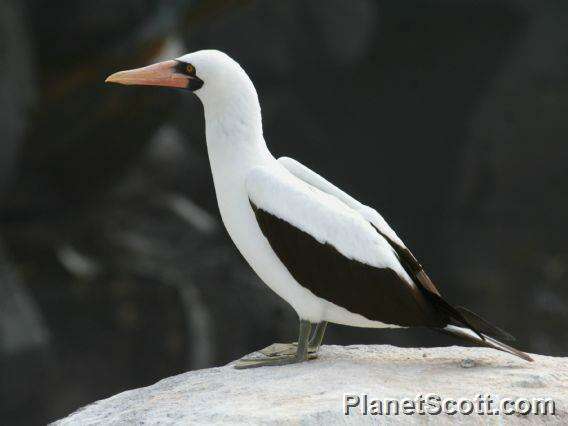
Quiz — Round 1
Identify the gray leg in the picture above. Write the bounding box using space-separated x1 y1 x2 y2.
309 321 327 352
259 321 328 357
234 320 313 369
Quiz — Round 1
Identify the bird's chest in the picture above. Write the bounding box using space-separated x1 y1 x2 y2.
211 169 265 255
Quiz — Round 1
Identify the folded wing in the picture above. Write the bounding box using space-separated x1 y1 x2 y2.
246 164 445 328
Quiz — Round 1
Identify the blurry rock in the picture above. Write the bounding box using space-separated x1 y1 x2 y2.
0 1 48 422
0 238 49 420
309 0 378 64
0 0 36 200
6 1 194 219
0 241 48 355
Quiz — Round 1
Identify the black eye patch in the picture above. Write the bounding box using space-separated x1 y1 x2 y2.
174 61 196 76
173 60 203 91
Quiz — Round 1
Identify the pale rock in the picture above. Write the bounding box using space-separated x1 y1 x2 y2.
54 345 567 425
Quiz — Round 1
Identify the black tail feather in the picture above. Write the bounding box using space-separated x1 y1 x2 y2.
455 306 516 342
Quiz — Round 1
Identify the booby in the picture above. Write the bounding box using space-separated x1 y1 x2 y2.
106 50 533 367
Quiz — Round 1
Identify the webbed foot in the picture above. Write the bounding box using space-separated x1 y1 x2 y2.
259 342 317 357
259 321 328 357
234 352 314 369
234 320 317 369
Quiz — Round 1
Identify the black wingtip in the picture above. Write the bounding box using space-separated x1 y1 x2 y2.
455 306 516 342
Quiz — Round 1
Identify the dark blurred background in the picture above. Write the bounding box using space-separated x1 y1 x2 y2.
1 0 567 423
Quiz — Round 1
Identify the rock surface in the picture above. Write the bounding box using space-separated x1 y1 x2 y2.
55 345 566 425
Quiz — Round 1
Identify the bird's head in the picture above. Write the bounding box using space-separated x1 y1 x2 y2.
105 50 255 107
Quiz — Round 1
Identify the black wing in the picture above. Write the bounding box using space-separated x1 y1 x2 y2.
250 201 447 328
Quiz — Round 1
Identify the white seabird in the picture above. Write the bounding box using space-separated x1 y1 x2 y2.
106 50 532 367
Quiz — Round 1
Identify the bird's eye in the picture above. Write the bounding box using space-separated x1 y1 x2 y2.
186 64 196 76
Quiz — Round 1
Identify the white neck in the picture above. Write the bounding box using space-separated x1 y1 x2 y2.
201 80 273 186
199 76 275 245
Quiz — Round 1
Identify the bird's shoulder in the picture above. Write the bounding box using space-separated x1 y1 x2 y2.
276 156 406 248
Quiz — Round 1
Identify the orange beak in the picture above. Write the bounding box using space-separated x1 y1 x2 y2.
105 60 189 89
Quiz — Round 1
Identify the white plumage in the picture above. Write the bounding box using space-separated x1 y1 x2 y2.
278 156 407 248
106 49 533 363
